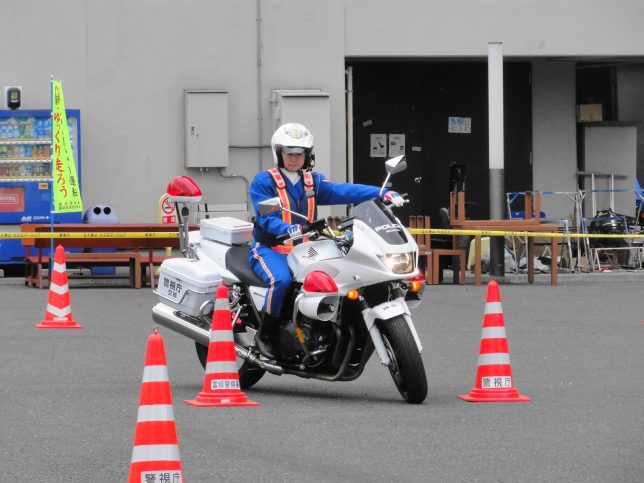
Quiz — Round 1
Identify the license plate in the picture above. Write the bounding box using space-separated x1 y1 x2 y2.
159 274 185 302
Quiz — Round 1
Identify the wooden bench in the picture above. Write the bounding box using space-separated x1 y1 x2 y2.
140 253 176 288
20 223 193 289
449 191 560 285
25 251 142 289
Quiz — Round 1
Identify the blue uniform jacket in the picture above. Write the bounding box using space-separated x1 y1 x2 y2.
250 169 383 245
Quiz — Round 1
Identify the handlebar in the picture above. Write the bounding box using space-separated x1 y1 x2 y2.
273 218 329 245
305 218 328 233
382 192 410 207
273 231 291 244
273 193 410 246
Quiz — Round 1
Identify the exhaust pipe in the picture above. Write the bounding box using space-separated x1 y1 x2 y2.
152 303 210 346
235 345 284 375
152 303 284 375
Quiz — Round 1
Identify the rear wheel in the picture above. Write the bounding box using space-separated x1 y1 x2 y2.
380 315 427 404
195 341 266 389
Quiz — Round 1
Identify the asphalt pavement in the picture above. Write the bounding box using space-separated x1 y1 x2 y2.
1 276 643 482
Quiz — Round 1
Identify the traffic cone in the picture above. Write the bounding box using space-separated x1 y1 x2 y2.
458 280 531 402
128 328 183 483
185 284 260 407
36 245 82 329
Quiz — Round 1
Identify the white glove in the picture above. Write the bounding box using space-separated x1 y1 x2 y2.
286 224 302 237
383 191 405 207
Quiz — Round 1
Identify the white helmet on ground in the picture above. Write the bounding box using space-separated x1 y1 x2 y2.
271 123 315 170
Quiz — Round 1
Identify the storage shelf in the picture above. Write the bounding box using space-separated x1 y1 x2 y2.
0 138 53 145
0 177 52 182
0 159 51 163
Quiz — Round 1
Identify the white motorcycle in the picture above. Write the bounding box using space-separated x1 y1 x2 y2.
152 155 428 403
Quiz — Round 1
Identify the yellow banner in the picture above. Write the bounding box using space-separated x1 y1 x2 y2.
52 80 83 213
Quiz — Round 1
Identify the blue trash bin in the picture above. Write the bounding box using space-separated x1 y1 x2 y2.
82 204 119 275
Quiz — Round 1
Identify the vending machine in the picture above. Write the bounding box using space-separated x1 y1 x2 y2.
0 109 82 263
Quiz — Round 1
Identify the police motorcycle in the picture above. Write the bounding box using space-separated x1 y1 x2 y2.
152 155 428 403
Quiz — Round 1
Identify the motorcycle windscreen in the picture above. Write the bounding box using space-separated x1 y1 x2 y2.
353 200 408 245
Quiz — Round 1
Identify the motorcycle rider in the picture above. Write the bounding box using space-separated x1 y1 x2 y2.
249 122 405 360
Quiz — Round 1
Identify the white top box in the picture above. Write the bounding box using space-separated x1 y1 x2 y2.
201 216 253 245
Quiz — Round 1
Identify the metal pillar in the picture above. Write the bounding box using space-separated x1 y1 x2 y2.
488 42 505 277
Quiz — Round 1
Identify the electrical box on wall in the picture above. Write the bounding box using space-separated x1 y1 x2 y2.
184 90 228 168
271 90 331 178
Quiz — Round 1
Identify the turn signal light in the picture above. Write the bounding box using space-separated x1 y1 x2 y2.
303 270 338 293
346 289 359 300
408 281 423 293
405 271 425 293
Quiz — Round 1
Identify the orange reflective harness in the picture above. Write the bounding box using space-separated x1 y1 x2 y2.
268 168 316 254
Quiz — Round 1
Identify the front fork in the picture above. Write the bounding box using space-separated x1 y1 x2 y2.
359 288 424 366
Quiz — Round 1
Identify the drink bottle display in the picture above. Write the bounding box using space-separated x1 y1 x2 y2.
0 109 82 263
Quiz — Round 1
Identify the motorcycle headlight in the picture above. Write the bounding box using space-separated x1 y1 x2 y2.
386 252 414 274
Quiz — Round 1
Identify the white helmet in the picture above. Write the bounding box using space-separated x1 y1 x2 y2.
271 123 315 170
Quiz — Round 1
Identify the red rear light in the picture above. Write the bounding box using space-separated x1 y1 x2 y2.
167 176 203 202
303 270 338 293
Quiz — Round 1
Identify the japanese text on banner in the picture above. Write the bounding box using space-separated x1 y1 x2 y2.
52 80 82 213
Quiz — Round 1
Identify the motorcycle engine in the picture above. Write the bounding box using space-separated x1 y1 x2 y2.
278 317 334 365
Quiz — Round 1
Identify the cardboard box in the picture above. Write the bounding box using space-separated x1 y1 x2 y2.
577 103 603 122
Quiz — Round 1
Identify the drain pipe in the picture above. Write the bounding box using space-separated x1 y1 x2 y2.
256 0 264 173
217 167 250 201
195 4 264 216
346 66 354 185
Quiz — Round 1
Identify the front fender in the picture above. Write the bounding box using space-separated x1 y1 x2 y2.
362 300 406 331
362 299 423 360
395 296 424 353
361 300 406 366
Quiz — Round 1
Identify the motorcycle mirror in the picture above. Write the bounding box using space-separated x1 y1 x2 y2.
385 155 407 175
258 197 283 216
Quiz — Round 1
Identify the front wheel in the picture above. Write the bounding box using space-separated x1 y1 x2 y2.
195 341 266 389
380 315 428 404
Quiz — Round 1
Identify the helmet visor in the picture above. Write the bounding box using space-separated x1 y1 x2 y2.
281 146 305 154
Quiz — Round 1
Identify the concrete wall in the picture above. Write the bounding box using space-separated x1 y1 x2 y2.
580 124 637 216
1 0 347 221
345 0 644 57
2 0 644 221
0 0 88 110
532 61 578 221
617 65 644 185
84 0 260 220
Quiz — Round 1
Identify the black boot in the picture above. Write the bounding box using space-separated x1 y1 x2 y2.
255 313 281 360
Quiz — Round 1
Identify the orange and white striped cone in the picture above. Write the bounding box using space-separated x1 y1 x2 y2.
185 284 260 407
128 328 183 483
458 280 531 403
36 245 82 329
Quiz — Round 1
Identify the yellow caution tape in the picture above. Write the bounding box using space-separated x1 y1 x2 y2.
1 229 643 239
0 232 180 239
408 228 644 239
